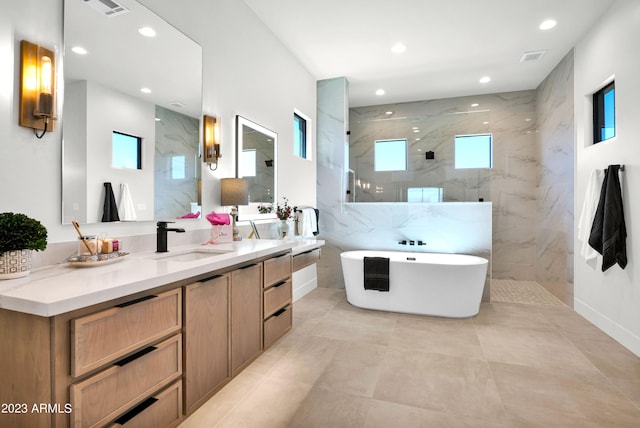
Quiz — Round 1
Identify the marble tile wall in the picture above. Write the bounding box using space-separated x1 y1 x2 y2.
154 106 201 220
340 91 537 281
534 50 575 305
317 78 492 298
349 102 491 203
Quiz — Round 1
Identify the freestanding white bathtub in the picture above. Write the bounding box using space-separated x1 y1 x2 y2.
340 250 489 318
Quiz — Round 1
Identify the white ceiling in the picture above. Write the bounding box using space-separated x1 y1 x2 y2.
243 0 615 107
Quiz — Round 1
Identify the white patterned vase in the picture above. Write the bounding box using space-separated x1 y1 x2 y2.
0 249 32 280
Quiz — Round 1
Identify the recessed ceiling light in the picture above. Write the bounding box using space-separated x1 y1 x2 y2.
375 89 385 96
482 121 489 125
140 87 151 94
138 26 156 37
391 43 406 54
412 126 419 130
386 111 393 115
539 19 557 30
479 76 491 84
72 46 87 55
470 103 479 107
413 130 420 133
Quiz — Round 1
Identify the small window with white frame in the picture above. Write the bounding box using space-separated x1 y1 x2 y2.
294 109 311 159
454 133 492 169
374 139 407 171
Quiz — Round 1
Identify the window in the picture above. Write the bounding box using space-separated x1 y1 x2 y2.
454 134 492 169
112 131 142 169
407 187 443 203
593 81 615 144
171 155 186 180
374 139 407 171
240 149 257 177
294 110 311 159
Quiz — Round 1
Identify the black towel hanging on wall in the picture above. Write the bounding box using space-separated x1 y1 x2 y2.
102 182 121 222
588 164 627 271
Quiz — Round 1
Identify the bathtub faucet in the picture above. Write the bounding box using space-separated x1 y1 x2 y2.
398 240 407 245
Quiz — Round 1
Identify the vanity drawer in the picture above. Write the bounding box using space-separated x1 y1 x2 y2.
107 381 182 428
71 334 182 428
263 305 292 349
292 248 321 272
71 288 182 377
263 279 292 319
263 252 291 287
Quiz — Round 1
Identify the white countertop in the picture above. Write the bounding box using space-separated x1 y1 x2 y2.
0 238 324 317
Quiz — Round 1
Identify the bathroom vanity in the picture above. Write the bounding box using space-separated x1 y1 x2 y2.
0 239 323 428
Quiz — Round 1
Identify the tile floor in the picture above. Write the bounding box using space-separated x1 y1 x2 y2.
179 283 640 427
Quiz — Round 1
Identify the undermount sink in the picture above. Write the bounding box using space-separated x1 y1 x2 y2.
151 248 232 262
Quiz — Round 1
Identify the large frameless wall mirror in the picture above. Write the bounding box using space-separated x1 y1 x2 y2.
62 0 203 224
235 115 277 219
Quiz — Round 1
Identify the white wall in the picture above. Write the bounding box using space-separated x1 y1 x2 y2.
574 0 640 356
0 0 317 245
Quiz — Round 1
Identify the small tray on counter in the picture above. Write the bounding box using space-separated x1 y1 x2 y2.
67 252 129 268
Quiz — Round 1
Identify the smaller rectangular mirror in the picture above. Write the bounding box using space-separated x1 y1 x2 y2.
236 116 277 219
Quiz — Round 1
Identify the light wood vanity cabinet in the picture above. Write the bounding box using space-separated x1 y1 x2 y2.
230 263 264 376
183 274 230 415
69 289 183 428
0 248 298 428
262 252 293 349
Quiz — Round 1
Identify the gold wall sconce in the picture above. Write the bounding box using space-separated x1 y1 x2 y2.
203 115 221 170
19 40 57 138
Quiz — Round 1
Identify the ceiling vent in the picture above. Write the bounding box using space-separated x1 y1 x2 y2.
520 50 546 62
83 0 129 17
168 101 185 109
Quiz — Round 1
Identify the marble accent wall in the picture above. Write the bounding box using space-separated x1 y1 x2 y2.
345 91 538 281
487 92 538 280
535 51 575 305
154 106 201 220
317 78 493 298
349 102 491 203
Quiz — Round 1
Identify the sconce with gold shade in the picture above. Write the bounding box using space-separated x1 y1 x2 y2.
19 40 57 138
203 115 221 170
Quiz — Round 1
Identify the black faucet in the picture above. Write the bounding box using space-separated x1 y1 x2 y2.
156 221 185 253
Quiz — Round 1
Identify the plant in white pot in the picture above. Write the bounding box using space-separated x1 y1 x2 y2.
0 212 48 279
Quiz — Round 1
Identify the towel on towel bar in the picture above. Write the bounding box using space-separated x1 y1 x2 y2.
118 183 137 221
588 164 627 271
364 256 390 292
101 182 120 222
578 169 604 261
299 207 318 237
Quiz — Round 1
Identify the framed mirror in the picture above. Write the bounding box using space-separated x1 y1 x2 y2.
236 115 277 219
62 0 203 224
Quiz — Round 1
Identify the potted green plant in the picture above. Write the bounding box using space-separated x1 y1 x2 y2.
0 212 48 279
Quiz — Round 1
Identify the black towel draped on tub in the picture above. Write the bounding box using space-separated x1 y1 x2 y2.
364 256 390 292
588 164 627 271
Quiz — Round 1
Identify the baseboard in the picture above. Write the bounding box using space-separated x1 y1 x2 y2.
574 299 640 357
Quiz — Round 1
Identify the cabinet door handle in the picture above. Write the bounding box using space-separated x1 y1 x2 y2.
239 263 257 270
115 346 157 367
298 249 316 256
274 253 290 259
113 396 158 425
273 307 288 317
115 295 157 308
272 281 287 288
198 274 224 283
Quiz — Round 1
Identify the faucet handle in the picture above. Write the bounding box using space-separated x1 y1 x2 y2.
157 221 175 228
398 240 407 245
